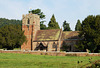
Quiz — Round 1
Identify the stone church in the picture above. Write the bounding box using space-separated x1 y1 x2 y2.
21 13 80 52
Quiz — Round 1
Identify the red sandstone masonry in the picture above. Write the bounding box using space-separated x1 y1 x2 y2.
0 50 100 56
87 53 99 56
21 13 40 51
66 52 88 56
21 25 33 50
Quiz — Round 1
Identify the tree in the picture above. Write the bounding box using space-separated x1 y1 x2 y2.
0 25 26 49
40 22 47 30
48 14 60 29
29 9 47 30
75 19 81 31
63 20 71 31
0 18 21 28
77 15 100 53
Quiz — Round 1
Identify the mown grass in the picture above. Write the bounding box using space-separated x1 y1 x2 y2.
0 53 100 68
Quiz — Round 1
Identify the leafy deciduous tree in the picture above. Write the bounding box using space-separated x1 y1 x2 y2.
0 18 21 28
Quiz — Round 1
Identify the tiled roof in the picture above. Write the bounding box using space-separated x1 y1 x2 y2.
34 29 61 41
61 31 79 40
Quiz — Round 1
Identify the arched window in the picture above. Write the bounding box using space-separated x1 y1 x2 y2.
28 18 30 24
52 42 57 48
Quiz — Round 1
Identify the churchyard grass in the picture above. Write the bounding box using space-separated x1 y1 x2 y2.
0 53 100 68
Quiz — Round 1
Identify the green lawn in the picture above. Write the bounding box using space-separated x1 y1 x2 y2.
0 53 100 68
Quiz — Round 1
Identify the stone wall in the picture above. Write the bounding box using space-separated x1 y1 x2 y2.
0 50 100 56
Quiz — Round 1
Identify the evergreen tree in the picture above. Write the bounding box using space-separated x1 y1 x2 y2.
40 22 47 30
75 19 81 31
63 20 71 31
0 25 26 49
76 15 100 53
48 14 60 29
29 9 45 19
29 9 47 30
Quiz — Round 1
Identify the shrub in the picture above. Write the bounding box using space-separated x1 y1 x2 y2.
87 61 100 68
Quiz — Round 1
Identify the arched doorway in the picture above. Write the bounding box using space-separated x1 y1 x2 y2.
35 43 47 51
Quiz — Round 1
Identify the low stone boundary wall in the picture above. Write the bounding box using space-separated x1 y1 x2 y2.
0 50 100 56
66 52 100 56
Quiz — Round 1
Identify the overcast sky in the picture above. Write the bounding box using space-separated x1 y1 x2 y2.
0 0 100 30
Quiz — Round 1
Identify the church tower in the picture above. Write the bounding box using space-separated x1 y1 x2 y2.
21 13 40 51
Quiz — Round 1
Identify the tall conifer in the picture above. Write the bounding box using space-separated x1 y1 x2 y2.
48 14 60 29
75 19 81 31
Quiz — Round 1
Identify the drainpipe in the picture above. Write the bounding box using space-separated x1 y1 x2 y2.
31 25 33 51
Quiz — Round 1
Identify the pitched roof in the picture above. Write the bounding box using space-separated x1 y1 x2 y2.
61 31 79 40
34 29 61 41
